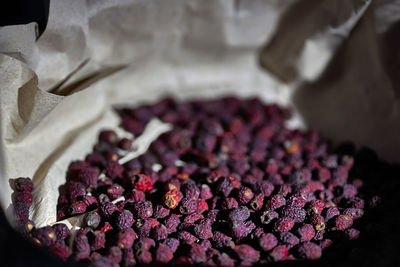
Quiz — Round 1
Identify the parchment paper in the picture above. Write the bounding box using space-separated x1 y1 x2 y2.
0 0 399 227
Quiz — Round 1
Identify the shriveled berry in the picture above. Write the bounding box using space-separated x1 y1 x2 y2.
116 210 134 230
253 181 274 197
52 223 69 240
228 206 250 222
165 214 181 233
133 174 154 192
270 245 289 262
280 205 306 223
163 189 182 209
106 161 124 180
134 219 152 237
181 182 200 200
162 238 180 252
179 198 197 214
260 210 278 225
89 231 106 250
155 244 174 264
216 253 235 267
344 228 360 240
127 189 146 202
178 231 198 244
307 199 325 215
69 200 87 215
324 206 340 221
287 193 307 207
250 194 264 211
67 181 86 202
216 177 234 197
335 215 353 230
237 187 254 205
188 243 207 263
50 243 72 261
212 231 234 248
14 191 33 205
75 167 99 188
279 232 299 249
259 233 278 251
273 217 294 232
343 208 364 220
107 246 123 263
133 201 153 219
297 242 322 260
74 235 90 260
116 228 137 249
14 177 34 192
18 220 35 235
107 184 125 199
33 226 56 246
297 224 315 242
152 224 168 241
309 214 326 231
234 244 260 263
265 194 286 210
99 130 118 144
153 204 170 219
100 202 119 219
194 219 213 239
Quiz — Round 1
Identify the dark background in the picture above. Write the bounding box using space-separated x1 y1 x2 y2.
1 1 400 267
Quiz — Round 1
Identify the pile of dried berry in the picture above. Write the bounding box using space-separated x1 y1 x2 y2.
10 97 380 266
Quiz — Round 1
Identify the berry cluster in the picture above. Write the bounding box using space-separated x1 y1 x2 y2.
11 97 379 266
